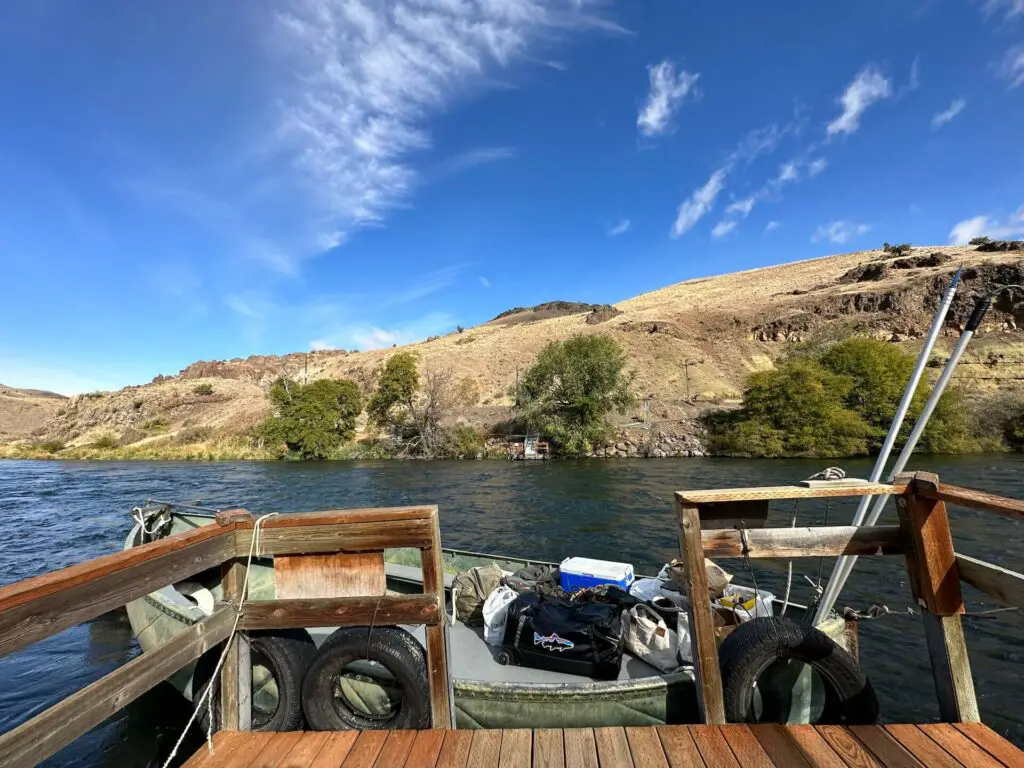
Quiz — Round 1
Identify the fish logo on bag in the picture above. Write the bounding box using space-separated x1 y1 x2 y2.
533 632 574 651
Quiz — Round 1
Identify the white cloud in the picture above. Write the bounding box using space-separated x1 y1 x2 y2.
309 339 335 351
435 147 516 177
607 218 631 236
999 45 1024 88
949 206 1024 244
908 56 921 92
637 60 701 137
777 162 799 183
312 311 458 351
726 197 756 218
827 66 893 136
671 168 728 238
711 220 737 238
807 157 828 177
984 0 1024 23
276 0 622 256
765 221 781 233
931 98 966 129
225 294 264 318
479 276 491 288
812 220 871 244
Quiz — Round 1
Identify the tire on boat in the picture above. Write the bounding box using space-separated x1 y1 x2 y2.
301 626 431 731
193 629 315 731
718 616 878 725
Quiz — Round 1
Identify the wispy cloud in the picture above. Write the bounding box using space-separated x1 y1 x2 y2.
931 98 966 129
309 311 458 352
998 45 1024 87
949 205 1024 244
726 197 756 218
827 66 892 136
434 147 517 177
711 220 737 239
637 60 701 137
274 0 623 258
765 221 781 233
807 157 828 177
479 276 491 289
381 264 467 307
812 220 871 244
983 0 1024 23
671 169 728 238
607 218 631 236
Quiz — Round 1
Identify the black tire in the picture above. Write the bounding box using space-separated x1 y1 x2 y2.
496 650 512 665
718 617 878 725
301 626 430 731
193 629 315 732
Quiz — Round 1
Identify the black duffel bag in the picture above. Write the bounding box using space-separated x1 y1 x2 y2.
497 592 625 680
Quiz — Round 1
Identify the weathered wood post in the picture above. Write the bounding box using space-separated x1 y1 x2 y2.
421 506 453 728
897 473 980 723
216 509 254 731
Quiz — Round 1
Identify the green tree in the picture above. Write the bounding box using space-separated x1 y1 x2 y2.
261 378 363 459
515 333 635 456
368 352 420 432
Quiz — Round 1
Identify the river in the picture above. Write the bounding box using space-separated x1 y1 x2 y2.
1 455 1022 765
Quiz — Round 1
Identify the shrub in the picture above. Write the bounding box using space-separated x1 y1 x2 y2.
882 242 912 258
34 439 65 454
969 236 992 246
132 398 144 410
143 418 170 432
260 377 363 459
455 335 476 346
439 424 484 458
368 352 420 432
192 383 215 396
456 325 465 333
176 426 214 444
515 333 635 456
91 434 119 449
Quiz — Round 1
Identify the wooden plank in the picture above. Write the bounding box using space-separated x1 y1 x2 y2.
435 730 473 768
277 732 331 768
533 729 565 768
655 726 705 768
700 525 903 560
467 730 503 767
0 528 232 657
953 723 1024 767
310 732 360 767
239 505 436 529
747 725 812 768
182 732 253 768
374 730 418 768
696 500 769 530
956 554 1024 606
239 594 441 630
625 726 668 768
899 475 979 724
275 552 386 600
422 509 453 729
689 725 740 768
816 726 883 768
676 504 725 725
719 725 774 768
676 483 904 505
564 729 599 768
0 607 233 768
404 730 446 768
884 725 962 768
220 558 249 731
499 729 532 768
236 518 433 557
785 725 849 768
916 482 1024 523
919 724 1003 767
593 727 633 768
342 730 389 768
249 731 304 767
847 726 925 768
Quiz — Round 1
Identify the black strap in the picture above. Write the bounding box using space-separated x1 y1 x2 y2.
513 611 529 648
587 625 602 667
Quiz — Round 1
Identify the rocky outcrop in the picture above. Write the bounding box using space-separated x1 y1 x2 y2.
584 305 624 324
590 427 707 458
976 240 1024 253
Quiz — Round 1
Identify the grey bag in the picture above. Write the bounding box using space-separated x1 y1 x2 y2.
453 564 504 626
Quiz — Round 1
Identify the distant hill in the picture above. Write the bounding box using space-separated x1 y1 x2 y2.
5 244 1024 450
0 384 67 440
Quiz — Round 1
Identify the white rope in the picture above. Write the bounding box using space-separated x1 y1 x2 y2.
161 512 279 768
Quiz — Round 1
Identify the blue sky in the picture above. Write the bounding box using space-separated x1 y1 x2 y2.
2 1 1023 394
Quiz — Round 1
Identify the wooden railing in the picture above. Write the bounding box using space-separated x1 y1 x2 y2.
674 471 1024 727
0 505 451 768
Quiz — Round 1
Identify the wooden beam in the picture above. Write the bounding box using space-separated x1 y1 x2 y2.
0 607 233 768
699 525 903 559
0 530 233 657
219 559 250 731
238 594 441 630
675 502 725 725
898 473 979 723
422 509 452 729
915 483 1024 524
675 482 904 506
956 553 1024 606
274 552 386 600
234 505 435 530
234 518 433 557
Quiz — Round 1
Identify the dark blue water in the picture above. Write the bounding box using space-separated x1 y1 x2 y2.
1 456 1022 765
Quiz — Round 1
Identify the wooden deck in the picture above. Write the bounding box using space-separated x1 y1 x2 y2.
182 724 1023 768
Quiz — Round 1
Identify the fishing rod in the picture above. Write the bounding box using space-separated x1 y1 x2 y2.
814 282 1024 624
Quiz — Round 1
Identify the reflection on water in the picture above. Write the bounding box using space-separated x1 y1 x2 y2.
0 455 1021 764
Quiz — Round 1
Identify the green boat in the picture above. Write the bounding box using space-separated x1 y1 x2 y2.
124 503 856 730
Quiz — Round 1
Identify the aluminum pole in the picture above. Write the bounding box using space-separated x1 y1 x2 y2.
813 269 961 624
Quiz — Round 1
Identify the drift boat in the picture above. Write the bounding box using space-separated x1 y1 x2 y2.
124 502 857 730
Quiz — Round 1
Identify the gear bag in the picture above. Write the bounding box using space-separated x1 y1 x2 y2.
453 564 504 626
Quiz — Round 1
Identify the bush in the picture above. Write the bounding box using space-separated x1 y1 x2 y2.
515 333 635 456
882 242 912 258
969 236 992 246
143 418 170 432
438 424 484 458
192 383 215 396
260 377 363 459
91 433 119 449
34 439 65 454
176 426 214 444
368 352 419 431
